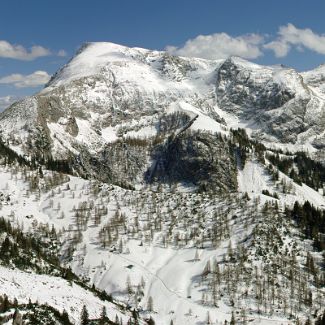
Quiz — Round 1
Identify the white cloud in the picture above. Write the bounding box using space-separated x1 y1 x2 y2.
166 33 264 60
0 40 51 60
57 49 67 57
0 96 18 111
264 23 325 57
0 71 51 88
264 40 291 58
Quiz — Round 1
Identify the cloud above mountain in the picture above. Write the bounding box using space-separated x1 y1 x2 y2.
0 95 18 111
0 40 67 61
167 24 325 60
0 71 50 88
264 24 325 57
0 40 51 60
166 33 264 60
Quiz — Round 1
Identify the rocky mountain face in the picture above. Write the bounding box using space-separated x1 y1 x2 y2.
0 42 324 185
216 57 325 151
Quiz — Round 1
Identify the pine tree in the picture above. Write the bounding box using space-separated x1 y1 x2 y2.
147 296 153 312
141 276 145 289
230 311 235 325
147 316 155 325
126 275 133 294
132 308 139 324
80 305 89 325
206 311 211 324
12 309 23 325
194 249 200 261
1 294 9 312
61 310 71 325
99 306 108 325
305 318 312 325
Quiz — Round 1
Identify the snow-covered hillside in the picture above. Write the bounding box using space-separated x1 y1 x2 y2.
0 151 324 324
0 41 324 325
0 265 127 324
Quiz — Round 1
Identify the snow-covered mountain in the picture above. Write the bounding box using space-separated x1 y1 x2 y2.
302 63 325 95
0 42 324 325
0 43 220 157
1 42 324 164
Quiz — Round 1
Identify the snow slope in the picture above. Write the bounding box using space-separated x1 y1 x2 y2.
0 162 324 324
0 266 127 324
238 159 325 208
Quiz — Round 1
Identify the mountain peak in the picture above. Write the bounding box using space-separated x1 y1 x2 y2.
45 41 154 89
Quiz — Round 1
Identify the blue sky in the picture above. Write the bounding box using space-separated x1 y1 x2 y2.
1 0 325 109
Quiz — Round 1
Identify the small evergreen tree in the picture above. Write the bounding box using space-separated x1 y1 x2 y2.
12 309 23 325
230 311 235 325
99 306 108 325
147 316 155 325
80 305 89 325
147 296 153 312
61 309 71 325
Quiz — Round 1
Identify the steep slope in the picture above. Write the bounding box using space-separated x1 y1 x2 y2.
0 266 127 324
216 58 325 150
0 42 324 180
302 63 325 95
0 42 222 158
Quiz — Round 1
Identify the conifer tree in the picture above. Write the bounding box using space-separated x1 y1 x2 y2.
61 310 71 325
147 296 153 312
12 309 23 325
99 306 108 325
80 305 89 325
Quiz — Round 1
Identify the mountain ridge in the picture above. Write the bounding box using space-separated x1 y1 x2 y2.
1 41 324 163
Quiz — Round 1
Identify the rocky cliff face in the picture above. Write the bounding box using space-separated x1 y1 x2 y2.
215 57 325 146
0 42 324 186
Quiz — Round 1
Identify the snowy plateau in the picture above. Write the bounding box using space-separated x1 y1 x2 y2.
0 42 324 325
